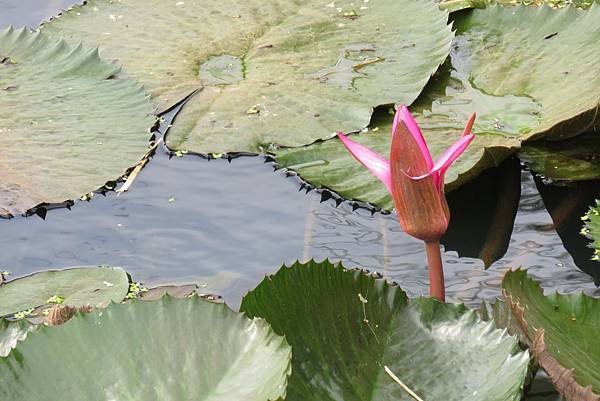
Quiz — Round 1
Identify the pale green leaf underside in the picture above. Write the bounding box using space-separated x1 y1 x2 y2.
503 270 600 399
42 0 453 153
0 266 129 317
0 319 34 357
274 5 600 210
241 260 529 401
0 27 155 216
0 297 291 401
518 132 600 181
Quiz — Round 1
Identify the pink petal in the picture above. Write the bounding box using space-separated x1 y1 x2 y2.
398 105 433 169
406 134 475 189
462 112 476 137
338 132 392 192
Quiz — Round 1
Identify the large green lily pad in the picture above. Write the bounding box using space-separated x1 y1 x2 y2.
274 4 600 210
583 200 600 261
0 296 291 401
0 266 129 317
241 259 529 401
503 269 600 401
519 132 600 181
0 27 155 217
41 0 453 154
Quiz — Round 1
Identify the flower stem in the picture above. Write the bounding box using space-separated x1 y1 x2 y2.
424 240 445 302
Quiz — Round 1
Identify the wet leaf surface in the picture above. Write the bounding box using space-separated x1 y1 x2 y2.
274 4 600 209
42 0 453 153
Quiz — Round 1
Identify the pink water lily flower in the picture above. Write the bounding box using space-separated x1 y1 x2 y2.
338 105 476 301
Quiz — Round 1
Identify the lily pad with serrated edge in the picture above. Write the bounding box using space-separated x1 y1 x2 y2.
503 269 600 401
583 199 600 261
0 27 155 217
0 266 129 317
274 4 600 210
0 296 291 401
241 259 529 401
41 0 453 154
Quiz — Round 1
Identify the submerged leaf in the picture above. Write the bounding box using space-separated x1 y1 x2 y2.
0 266 129 317
0 27 155 216
519 132 600 181
274 4 600 209
42 0 453 153
241 259 529 401
0 297 291 401
503 270 600 401
439 0 600 12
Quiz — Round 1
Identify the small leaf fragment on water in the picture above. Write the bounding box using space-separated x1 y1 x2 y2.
14 308 34 320
246 105 260 114
80 193 94 201
126 282 149 299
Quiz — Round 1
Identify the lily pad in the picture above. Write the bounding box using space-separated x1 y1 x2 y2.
519 132 600 181
583 199 600 261
41 0 453 153
274 4 600 209
0 266 129 317
0 27 155 217
503 269 600 401
0 296 291 401
241 259 529 401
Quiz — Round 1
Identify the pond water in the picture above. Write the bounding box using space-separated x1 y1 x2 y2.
1 1 599 400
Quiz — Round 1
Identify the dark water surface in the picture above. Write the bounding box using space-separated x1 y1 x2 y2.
2 2 599 399
1 0 599 307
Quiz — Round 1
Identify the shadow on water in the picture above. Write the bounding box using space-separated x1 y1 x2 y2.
532 176 600 286
442 156 522 268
